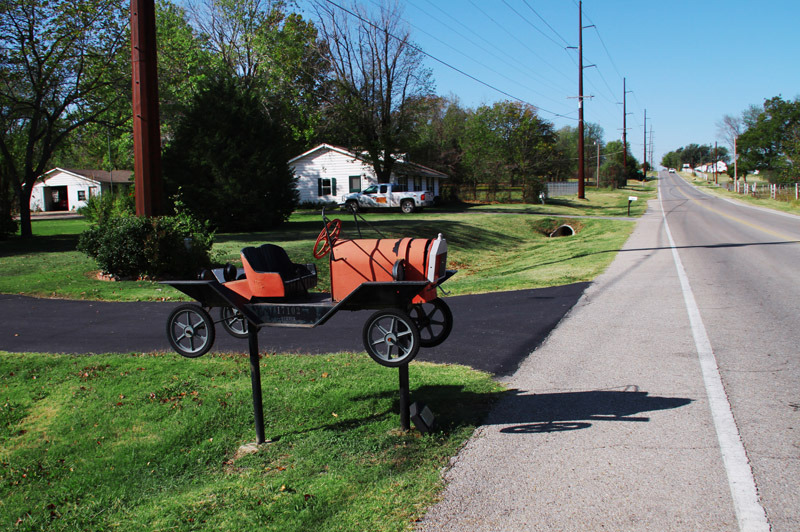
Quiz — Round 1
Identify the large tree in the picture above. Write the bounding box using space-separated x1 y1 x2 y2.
313 0 434 183
189 0 327 149
737 96 800 182
462 100 559 199
0 0 129 238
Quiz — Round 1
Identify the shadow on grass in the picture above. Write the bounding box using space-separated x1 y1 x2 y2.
216 218 517 254
0 233 81 257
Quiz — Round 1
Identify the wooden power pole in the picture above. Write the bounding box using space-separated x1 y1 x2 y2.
131 0 164 217
577 1 586 199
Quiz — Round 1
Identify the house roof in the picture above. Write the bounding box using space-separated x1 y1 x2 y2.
289 143 448 179
41 167 133 184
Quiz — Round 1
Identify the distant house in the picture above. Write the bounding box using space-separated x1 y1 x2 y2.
289 144 448 204
30 168 133 212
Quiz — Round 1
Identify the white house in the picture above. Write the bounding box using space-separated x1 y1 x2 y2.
289 144 448 204
30 168 133 212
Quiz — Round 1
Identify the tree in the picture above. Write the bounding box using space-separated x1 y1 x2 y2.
679 144 712 168
162 77 298 231
555 123 605 181
190 0 328 149
407 95 469 183
601 140 639 187
313 0 434 183
462 101 559 200
661 150 682 170
737 96 800 182
0 0 130 238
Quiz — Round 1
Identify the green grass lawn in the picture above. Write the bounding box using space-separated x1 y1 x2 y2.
0 350 502 531
1 184 652 301
0 189 654 531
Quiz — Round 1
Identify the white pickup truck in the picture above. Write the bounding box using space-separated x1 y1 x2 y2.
339 183 433 214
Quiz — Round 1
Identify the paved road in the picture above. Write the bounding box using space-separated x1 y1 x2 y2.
0 284 587 376
659 171 800 531
418 172 799 531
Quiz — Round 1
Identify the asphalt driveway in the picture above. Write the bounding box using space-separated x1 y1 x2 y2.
0 283 587 376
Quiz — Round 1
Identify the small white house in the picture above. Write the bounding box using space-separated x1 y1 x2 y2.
30 168 133 212
289 144 448 204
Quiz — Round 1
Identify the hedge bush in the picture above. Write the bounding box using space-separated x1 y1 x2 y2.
77 204 214 279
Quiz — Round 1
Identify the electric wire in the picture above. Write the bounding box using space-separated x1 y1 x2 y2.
318 0 578 120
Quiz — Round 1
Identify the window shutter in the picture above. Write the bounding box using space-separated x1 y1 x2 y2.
332 178 337 195
317 178 323 197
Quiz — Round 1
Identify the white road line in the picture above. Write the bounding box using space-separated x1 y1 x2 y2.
659 178 770 532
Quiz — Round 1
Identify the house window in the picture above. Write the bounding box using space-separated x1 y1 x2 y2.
397 176 408 189
349 175 361 192
318 178 337 197
414 177 422 190
77 190 86 201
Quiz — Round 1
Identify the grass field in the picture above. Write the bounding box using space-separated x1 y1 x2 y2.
0 185 654 531
0 350 502 531
1 184 654 301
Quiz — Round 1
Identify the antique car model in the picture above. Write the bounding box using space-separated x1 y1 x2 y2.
162 211 455 367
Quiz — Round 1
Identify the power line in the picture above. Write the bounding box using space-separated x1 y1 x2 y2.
521 0 571 46
318 0 578 120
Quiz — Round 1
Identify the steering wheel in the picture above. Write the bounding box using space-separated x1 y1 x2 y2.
313 218 342 258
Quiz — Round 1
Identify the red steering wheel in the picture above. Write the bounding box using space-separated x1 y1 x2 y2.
313 219 342 258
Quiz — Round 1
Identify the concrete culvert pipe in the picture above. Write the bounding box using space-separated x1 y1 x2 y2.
549 224 575 237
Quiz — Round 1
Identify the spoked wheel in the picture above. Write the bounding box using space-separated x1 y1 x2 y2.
166 304 215 358
219 306 249 339
362 309 421 367
408 298 453 348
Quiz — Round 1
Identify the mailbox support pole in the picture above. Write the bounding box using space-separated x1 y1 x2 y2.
399 364 410 431
248 326 266 444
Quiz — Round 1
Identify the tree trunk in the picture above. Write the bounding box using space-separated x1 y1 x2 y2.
18 191 32 238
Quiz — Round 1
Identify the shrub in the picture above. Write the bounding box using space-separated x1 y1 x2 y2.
522 176 547 203
163 77 298 232
77 191 135 223
77 203 214 279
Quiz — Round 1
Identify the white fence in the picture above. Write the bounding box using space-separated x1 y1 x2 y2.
725 181 800 200
546 181 579 197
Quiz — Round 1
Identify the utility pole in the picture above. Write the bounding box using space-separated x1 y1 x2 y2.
595 141 600 187
622 78 630 176
642 109 647 179
131 0 164 217
714 141 718 184
577 1 585 199
734 136 738 181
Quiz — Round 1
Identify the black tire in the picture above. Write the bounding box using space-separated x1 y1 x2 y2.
400 199 415 214
220 306 249 339
409 298 453 347
362 309 420 367
346 200 359 214
167 304 215 358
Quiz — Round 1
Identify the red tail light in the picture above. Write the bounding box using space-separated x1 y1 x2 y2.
421 194 426 201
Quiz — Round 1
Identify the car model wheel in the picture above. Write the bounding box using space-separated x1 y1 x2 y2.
167 304 215 358
362 309 420 367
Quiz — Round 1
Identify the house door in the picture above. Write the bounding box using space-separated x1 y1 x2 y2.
44 186 69 211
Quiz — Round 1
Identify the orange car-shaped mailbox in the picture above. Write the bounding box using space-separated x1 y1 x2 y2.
162 211 456 368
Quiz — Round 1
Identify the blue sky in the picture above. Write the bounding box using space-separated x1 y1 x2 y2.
299 0 800 166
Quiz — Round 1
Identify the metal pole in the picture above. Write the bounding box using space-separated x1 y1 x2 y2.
643 109 647 178
596 141 600 187
399 364 410 431
622 78 628 177
734 136 738 182
577 1 585 199
130 0 164 217
248 326 266 444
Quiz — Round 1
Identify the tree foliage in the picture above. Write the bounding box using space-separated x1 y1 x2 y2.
313 0 434 183
737 96 800 182
162 77 298 231
0 0 130 237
